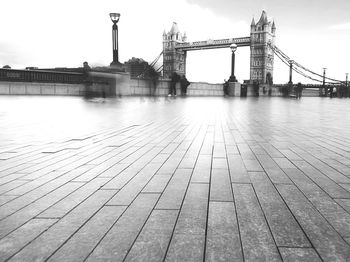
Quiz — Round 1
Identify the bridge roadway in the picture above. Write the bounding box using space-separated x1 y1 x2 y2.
175 36 251 51
0 96 350 261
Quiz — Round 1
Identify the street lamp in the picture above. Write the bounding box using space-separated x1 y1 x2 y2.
346 73 349 98
228 43 237 82
110 13 121 66
322 68 327 96
288 60 294 85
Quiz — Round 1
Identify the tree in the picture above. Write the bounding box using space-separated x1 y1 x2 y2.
144 64 160 96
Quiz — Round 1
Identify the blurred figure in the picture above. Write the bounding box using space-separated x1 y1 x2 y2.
268 88 272 96
296 82 303 99
329 85 334 98
169 72 180 96
83 61 91 71
223 79 229 96
180 75 190 96
253 81 260 96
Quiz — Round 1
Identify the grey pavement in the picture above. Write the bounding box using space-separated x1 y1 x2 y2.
0 96 350 261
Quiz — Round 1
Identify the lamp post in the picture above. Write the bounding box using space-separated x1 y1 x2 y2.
288 60 294 85
228 43 237 82
346 73 349 98
322 67 327 96
110 13 121 66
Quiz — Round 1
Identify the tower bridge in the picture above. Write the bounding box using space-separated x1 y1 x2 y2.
162 10 276 84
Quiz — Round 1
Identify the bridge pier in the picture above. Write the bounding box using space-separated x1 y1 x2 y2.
228 82 241 96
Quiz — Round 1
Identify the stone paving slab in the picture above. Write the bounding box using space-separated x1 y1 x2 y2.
47 205 126 262
233 183 281 261
205 201 243 262
1 96 350 261
249 171 310 247
124 209 178 261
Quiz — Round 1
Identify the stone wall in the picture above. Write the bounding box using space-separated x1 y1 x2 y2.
0 68 321 97
187 82 224 96
89 71 131 96
129 78 224 96
0 67 225 97
6 72 325 97
0 82 85 96
0 71 122 97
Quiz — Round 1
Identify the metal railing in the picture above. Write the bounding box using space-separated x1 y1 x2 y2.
0 68 85 84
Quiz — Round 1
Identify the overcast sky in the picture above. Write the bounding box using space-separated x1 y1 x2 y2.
1 0 349 84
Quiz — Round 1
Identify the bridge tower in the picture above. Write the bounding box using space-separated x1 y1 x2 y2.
250 11 276 84
162 22 187 78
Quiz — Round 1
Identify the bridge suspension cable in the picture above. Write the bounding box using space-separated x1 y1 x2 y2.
136 51 163 78
272 48 324 83
150 51 163 68
269 43 343 84
156 64 163 73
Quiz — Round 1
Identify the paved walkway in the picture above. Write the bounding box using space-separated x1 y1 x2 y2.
0 96 350 261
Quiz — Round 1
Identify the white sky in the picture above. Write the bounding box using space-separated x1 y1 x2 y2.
1 0 349 84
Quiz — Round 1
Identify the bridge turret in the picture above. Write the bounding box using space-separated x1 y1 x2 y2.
183 32 187 42
249 10 276 85
162 22 187 78
258 10 268 25
251 17 256 30
272 20 276 34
